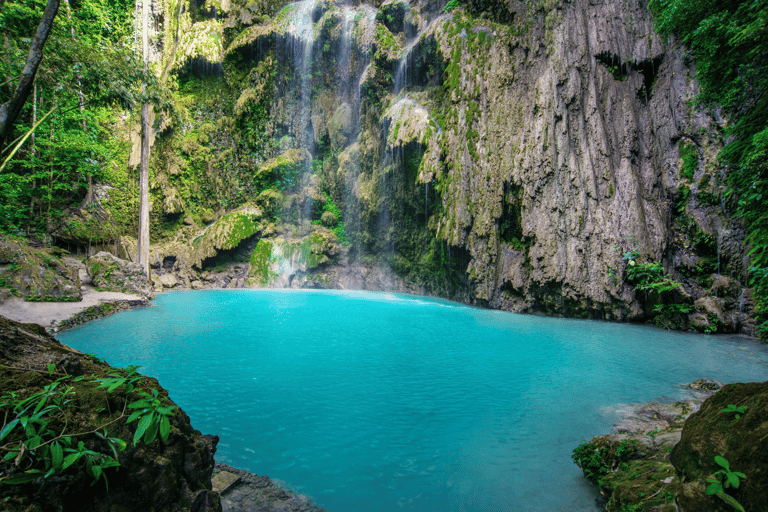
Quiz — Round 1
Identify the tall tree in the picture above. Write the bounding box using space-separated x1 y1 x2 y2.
136 0 151 277
0 0 60 150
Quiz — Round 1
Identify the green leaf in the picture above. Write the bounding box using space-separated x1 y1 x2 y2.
127 400 151 409
127 409 146 423
715 455 730 470
90 464 102 482
159 414 171 442
1 472 41 485
0 418 20 441
107 379 125 392
133 412 154 446
25 435 42 450
726 472 741 488
51 442 63 470
143 420 159 445
715 492 746 512
62 451 84 471
706 481 724 495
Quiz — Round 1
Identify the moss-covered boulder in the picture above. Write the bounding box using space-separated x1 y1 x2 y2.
573 381 724 512
48 186 122 247
671 382 768 512
254 149 310 191
190 207 264 269
0 237 81 302
86 252 155 299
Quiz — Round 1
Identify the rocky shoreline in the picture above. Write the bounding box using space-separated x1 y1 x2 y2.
0 314 331 511
213 463 328 512
574 378 768 511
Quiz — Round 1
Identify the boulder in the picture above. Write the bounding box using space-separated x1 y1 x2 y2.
0 237 81 302
86 252 155 299
48 184 122 246
693 296 735 332
159 273 179 288
321 210 338 227
671 382 768 512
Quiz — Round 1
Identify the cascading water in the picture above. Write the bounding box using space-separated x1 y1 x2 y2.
286 0 320 150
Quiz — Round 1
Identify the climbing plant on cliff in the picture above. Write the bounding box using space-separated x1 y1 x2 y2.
649 0 768 340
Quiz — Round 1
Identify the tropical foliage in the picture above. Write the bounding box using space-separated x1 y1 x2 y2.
0 0 145 236
649 0 768 339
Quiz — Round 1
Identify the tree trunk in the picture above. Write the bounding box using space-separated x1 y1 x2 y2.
0 0 60 150
137 101 150 276
28 84 37 222
136 0 151 278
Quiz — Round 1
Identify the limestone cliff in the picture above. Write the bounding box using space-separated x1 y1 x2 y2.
88 0 754 333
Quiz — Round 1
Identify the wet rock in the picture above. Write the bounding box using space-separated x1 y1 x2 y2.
687 378 724 393
214 463 327 512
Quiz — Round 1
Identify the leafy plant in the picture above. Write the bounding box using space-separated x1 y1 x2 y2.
705 456 746 512
572 439 638 487
126 389 177 446
93 364 142 394
442 0 461 13
1 364 177 489
721 404 747 419
0 376 126 488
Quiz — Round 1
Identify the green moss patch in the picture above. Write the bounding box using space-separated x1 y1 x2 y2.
249 239 273 284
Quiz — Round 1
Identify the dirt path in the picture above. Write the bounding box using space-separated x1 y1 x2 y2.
0 286 150 331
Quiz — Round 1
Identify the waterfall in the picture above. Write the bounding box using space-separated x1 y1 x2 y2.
289 0 320 150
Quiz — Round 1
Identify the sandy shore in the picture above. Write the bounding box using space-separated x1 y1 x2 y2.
0 286 149 331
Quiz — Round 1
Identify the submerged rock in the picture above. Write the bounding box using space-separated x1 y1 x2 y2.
214 463 328 512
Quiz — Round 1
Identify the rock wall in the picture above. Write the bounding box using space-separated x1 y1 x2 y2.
113 0 756 333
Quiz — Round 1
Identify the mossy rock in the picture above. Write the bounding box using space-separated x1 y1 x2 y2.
383 98 436 150
191 207 263 269
255 189 284 217
254 149 310 191
86 252 155 299
671 382 768 512
249 239 273 285
321 211 338 227
0 238 81 302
